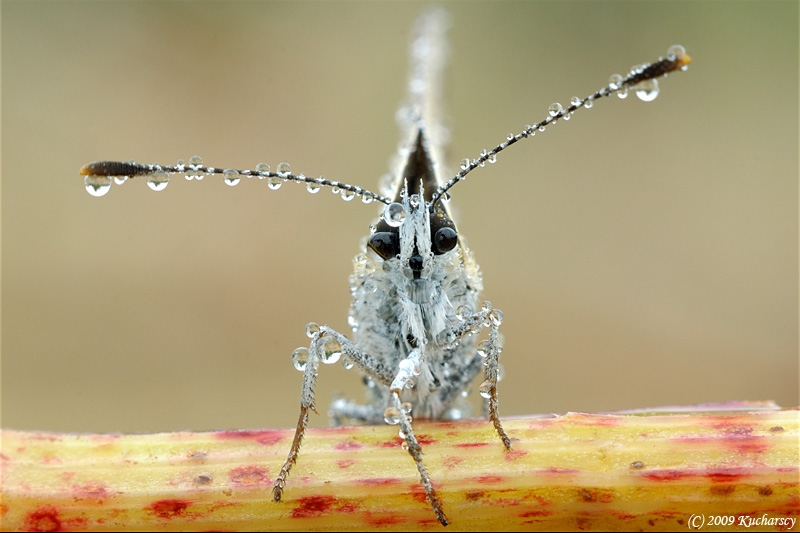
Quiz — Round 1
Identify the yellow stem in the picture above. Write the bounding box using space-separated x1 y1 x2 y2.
1 407 797 531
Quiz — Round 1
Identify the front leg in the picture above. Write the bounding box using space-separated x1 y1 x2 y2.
437 301 511 450
272 324 395 503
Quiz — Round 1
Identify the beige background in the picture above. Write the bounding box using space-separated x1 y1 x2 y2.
3 1 797 434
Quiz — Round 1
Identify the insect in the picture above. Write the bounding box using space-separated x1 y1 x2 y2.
81 9 690 527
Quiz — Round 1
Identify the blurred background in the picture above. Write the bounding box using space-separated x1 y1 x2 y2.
3 1 797 433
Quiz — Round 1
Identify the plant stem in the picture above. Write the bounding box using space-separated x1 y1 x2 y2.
1 406 797 531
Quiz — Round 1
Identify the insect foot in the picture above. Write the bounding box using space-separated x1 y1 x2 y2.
80 7 689 527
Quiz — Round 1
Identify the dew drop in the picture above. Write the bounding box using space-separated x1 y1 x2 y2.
113 175 128 185
320 336 342 364
398 429 407 440
617 87 629 99
256 162 270 179
481 301 492 312
460 158 470 171
189 155 203 167
383 407 400 425
305 322 319 338
292 347 309 372
84 175 112 197
176 159 186 172
634 78 660 102
383 203 406 227
497 364 506 382
548 102 563 117
341 356 354 370
268 176 282 190
223 169 240 186
570 96 583 108
538 124 546 133
398 358 416 375
456 304 472 321
361 193 373 204
585 97 594 109
147 170 169 191
562 113 571 121
400 402 413 414
277 162 291 177
477 340 491 359
667 44 686 61
608 74 623 90
306 181 321 194
341 189 355 202
489 309 504 326
479 380 493 399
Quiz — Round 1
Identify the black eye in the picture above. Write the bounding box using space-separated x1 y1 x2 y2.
367 231 399 261
433 227 457 255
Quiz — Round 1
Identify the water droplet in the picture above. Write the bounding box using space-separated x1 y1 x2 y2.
292 347 309 372
256 162 270 179
277 162 291 177
305 323 319 338
400 402 413 414
383 407 400 425
562 113 571 121
456 304 472 321
667 44 686 60
268 176 282 190
405 378 415 389
401 441 409 450
617 87 629 99
481 301 492 312
408 194 420 208
306 180 321 194
84 175 112 197
460 158 470 171
538 124 546 133
341 356 354 370
488 152 497 164
223 169 240 186
398 429 407 440
341 189 355 201
479 380 493 399
176 159 186 172
399 358 416 376
489 309 504 326
147 170 169 191
634 78 660 102
570 96 583 108
585 97 594 109
383 203 406 227
477 340 491 359
548 102 563 117
608 74 623 90
361 194 373 204
113 176 128 185
497 364 506 382
321 336 342 364
189 155 203 166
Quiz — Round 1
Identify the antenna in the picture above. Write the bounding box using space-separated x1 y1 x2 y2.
81 46 690 206
428 45 691 208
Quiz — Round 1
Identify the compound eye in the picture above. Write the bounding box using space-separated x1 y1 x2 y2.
367 231 399 262
433 227 458 255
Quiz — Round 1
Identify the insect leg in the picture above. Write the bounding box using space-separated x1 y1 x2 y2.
389 350 449 527
273 326 395 502
436 302 511 450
